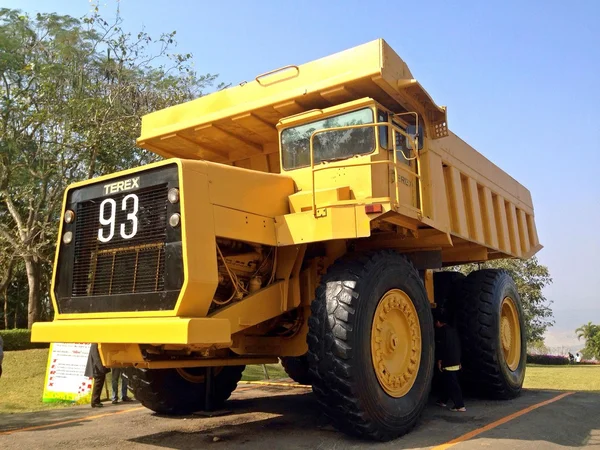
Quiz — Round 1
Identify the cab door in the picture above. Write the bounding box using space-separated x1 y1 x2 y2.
391 120 418 211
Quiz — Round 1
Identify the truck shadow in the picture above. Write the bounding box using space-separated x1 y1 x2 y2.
129 389 600 449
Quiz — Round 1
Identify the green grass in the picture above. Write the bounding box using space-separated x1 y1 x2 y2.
524 365 600 392
241 363 287 381
4 349 597 414
0 348 287 414
0 349 67 414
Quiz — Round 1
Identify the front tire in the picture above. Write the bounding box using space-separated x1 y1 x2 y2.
307 251 434 441
124 365 244 415
455 269 526 399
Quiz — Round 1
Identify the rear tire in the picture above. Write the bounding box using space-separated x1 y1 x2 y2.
280 355 311 385
455 269 526 399
124 365 244 415
307 251 434 441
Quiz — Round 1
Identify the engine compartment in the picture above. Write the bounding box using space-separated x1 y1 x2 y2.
211 238 276 312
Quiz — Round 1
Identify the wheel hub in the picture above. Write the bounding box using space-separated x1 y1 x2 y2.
501 317 512 350
500 297 521 371
371 289 421 398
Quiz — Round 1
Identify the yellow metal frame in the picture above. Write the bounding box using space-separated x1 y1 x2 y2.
33 317 232 346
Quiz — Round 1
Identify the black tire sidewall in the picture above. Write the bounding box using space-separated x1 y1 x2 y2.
126 365 244 414
353 254 434 430
495 274 527 392
457 269 527 399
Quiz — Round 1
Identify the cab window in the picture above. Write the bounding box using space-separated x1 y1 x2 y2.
393 120 412 166
281 108 375 170
377 109 388 149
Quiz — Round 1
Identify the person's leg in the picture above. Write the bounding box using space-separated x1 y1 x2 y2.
111 369 121 402
437 371 450 406
121 370 129 400
446 371 465 410
91 373 105 406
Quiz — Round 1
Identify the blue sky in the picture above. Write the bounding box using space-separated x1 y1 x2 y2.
4 0 600 349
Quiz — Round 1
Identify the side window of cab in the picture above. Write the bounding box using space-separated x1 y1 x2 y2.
377 110 388 149
393 120 411 166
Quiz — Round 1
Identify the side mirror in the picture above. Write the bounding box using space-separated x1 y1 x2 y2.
406 125 424 150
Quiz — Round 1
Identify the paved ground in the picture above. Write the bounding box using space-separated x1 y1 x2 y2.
1 383 599 449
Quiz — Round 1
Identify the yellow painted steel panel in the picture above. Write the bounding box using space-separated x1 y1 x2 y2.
213 205 277 246
202 162 294 217
275 206 364 246
212 282 287 335
430 133 534 215
176 161 219 317
288 187 351 213
527 214 541 250
506 202 522 257
481 186 500 250
466 178 485 243
32 318 231 345
517 209 531 255
420 150 450 231
494 195 511 253
446 166 469 237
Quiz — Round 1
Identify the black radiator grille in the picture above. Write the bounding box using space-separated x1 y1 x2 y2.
71 184 168 297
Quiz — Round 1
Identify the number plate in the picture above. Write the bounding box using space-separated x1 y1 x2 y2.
98 194 139 242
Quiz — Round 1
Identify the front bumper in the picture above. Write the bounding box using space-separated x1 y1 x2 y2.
31 317 232 346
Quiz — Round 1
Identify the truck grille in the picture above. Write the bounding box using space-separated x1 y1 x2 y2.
71 185 168 297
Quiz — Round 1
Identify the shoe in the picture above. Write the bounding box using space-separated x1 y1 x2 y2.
112 400 119 404
91 403 103 408
450 407 467 412
122 397 133 402
436 401 447 408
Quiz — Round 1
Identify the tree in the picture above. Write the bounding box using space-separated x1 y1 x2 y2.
576 322 600 360
447 256 554 343
0 5 222 328
528 338 549 355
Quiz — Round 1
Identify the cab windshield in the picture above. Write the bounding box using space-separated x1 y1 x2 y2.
281 108 375 170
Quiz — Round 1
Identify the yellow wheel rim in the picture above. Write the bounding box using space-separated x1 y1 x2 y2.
370 289 421 398
501 297 521 371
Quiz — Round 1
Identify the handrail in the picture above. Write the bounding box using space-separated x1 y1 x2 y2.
255 65 300 86
308 121 422 218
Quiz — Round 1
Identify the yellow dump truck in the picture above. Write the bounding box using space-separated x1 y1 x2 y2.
33 39 541 440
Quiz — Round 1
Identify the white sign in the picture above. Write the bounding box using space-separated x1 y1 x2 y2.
43 343 93 404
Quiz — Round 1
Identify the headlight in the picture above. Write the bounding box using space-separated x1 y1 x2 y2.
64 210 76 224
63 231 73 244
168 188 180 204
169 213 181 228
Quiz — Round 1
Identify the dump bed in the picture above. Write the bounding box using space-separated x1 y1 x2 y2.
137 39 447 166
136 39 541 261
